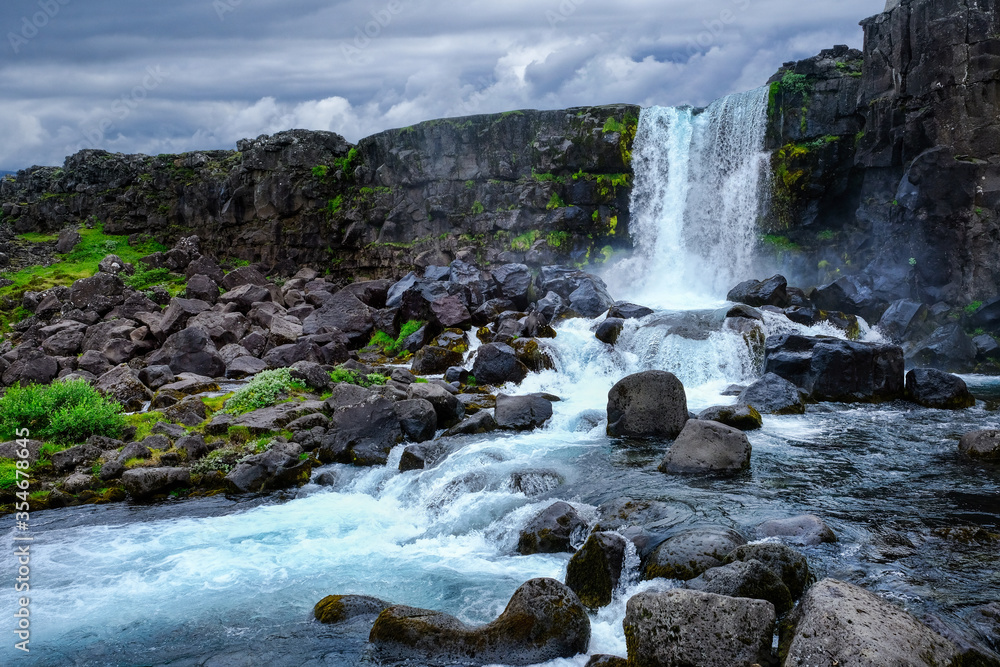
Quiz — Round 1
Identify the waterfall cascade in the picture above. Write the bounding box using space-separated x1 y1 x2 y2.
610 87 772 308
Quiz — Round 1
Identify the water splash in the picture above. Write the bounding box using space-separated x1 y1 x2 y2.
610 87 771 308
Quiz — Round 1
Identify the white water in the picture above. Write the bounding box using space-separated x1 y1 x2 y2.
609 87 771 309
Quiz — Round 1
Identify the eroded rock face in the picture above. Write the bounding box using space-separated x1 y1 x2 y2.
369 578 590 666
624 589 775 667
780 578 959 667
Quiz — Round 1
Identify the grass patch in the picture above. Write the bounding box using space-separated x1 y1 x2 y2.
546 193 566 211
329 367 389 387
761 235 800 252
368 319 424 358
222 369 306 416
965 301 984 316
0 380 126 444
124 412 168 442
511 231 538 252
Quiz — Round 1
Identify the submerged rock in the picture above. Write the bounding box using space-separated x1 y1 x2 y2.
624 589 775 667
606 370 688 439
314 595 390 625
757 514 837 546
780 579 960 666
959 430 1000 461
369 578 590 666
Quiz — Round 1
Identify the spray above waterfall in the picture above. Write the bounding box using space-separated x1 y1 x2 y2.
609 87 771 309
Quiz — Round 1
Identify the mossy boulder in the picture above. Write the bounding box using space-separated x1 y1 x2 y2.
369 578 590 666
643 527 746 581
565 531 627 609
517 501 587 555
696 404 762 431
686 559 794 615
725 542 813 600
314 594 389 624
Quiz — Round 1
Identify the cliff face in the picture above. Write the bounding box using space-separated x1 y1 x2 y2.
768 0 1000 306
0 106 638 279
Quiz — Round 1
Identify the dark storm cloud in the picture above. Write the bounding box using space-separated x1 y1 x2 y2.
0 0 885 170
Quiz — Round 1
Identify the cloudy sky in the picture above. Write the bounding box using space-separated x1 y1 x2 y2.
0 0 884 171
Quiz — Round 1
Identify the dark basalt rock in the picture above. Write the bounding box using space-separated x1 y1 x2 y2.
393 398 437 443
904 368 976 409
686 559 793 615
724 542 813 600
314 595 390 625
658 420 751 475
517 501 587 555
369 578 590 666
737 372 805 415
643 527 746 581
410 346 464 376
565 531 627 609
959 430 1000 461
595 317 625 345
606 370 688 439
727 274 791 308
472 342 529 386
146 326 226 378
495 393 553 431
907 324 978 374
696 404 762 431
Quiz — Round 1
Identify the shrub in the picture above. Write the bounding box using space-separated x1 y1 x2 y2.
0 380 125 443
222 369 305 416
329 367 389 387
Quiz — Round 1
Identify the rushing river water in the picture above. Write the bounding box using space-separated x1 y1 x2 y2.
3 91 999 665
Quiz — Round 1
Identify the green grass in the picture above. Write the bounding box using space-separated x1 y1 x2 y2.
511 231 538 252
965 301 983 316
329 367 389 387
123 264 185 293
222 369 306 416
367 319 424 358
761 235 800 252
0 380 126 444
124 412 168 442
471 201 485 215
546 193 566 211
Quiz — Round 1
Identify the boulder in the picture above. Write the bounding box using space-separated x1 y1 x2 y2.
495 394 553 431
658 420 751 475
394 398 438 443
517 501 587 555
55 228 81 253
737 372 805 415
175 434 210 460
185 256 226 284
472 343 529 386
606 371 687 439
410 346 465 375
70 272 125 314
727 274 791 308
811 275 887 322
904 368 976 409
406 383 464 429
234 401 325 434
585 656 628 667
42 328 85 357
51 444 103 472
93 365 152 412
317 398 403 466
220 265 268 290
608 302 654 319
491 263 533 309
686 559 793 615
301 290 374 345
565 531 627 609
227 356 269 378
218 283 271 311
2 350 59 387
958 430 1000 461
696 404 762 430
187 310 250 347
624 589 775 667
314 595 390 624
877 299 931 342
764 333 904 403
137 365 175 390
643 527 746 581
262 340 322 368
121 467 191 499
398 441 450 472
430 295 472 328
156 298 212 341
757 514 837 546
595 318 625 345
442 410 498 437
567 279 615 319
146 327 226 377
780 579 960 667
369 578 590 666
907 323 978 373
724 542 812 600
226 441 308 492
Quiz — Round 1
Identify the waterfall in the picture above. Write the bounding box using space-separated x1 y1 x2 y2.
609 87 771 308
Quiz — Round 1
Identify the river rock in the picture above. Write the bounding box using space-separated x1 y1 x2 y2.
51 444 103 472
146 326 226 377
565 531 627 609
780 578 960 666
737 372 806 414
394 398 438 443
93 364 152 412
314 595 390 624
958 430 1000 461
877 299 932 342
407 383 464 428
764 333 904 403
156 298 212 341
595 318 625 345
410 346 465 375
398 441 449 471
624 589 775 667
317 397 403 466
606 370 688 439
495 394 553 431
234 401 325 434
686 559 793 615
756 514 838 546
567 277 615 318
369 578 590 666
904 368 976 409
137 365 175 391
658 420 751 475
907 323 978 373
585 656 628 667
472 342 529 385
725 542 812 599
696 404 762 430
643 527 746 581
121 467 191 499
727 274 791 308
226 441 307 492
608 301 654 319
442 410 498 437
517 501 587 555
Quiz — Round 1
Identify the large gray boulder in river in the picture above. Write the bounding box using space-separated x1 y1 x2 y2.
606 370 688 439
